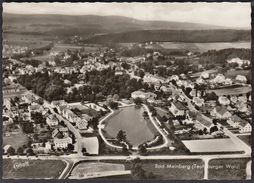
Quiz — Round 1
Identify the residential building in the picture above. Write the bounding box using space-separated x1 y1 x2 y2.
239 121 252 133
51 100 66 108
62 108 81 124
54 137 72 149
46 114 59 126
131 91 157 100
168 101 188 117
28 103 44 113
227 115 242 128
85 103 107 112
210 106 232 119
3 83 27 97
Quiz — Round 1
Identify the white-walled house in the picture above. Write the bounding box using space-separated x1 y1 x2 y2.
61 108 81 124
168 101 188 117
131 91 157 100
227 115 243 128
46 114 59 126
85 103 107 112
210 106 232 119
51 100 66 108
54 137 72 149
239 121 252 133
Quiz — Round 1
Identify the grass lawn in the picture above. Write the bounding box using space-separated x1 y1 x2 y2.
3 129 29 150
3 159 67 179
102 159 204 180
208 158 250 180
69 162 126 179
238 135 251 146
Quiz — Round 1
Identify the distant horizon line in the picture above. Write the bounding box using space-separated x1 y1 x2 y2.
3 12 250 30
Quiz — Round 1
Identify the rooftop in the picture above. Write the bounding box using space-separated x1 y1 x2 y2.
173 101 188 111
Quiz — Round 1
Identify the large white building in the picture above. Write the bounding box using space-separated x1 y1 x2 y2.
54 137 72 149
131 91 157 100
168 101 188 117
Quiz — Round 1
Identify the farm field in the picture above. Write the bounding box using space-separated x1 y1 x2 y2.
160 41 250 53
3 33 52 49
69 162 128 179
208 158 250 180
101 159 204 180
3 159 67 179
182 139 244 153
238 135 251 146
52 43 104 53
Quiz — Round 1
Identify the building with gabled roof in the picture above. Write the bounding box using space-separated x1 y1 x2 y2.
168 100 188 117
210 106 232 119
46 114 59 126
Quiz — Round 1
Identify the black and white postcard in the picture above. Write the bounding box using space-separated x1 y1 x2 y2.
2 2 252 180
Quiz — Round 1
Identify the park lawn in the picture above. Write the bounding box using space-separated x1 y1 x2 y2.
3 129 29 150
238 135 251 146
102 159 204 180
3 159 67 179
208 158 250 180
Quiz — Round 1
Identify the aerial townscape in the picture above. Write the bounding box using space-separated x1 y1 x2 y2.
2 3 252 180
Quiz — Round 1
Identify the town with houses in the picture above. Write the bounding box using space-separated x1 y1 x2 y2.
2 2 252 181
3 39 252 180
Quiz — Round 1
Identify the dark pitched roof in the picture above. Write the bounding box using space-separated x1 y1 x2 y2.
230 115 243 122
196 113 212 127
173 101 188 111
239 120 250 127
215 106 229 116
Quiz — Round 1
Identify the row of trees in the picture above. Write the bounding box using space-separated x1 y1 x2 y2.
5 146 34 156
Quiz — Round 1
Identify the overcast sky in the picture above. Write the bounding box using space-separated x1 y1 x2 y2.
3 2 251 28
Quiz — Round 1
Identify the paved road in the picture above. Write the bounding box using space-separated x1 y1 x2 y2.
43 101 83 156
246 160 252 180
142 104 170 149
97 108 123 149
3 151 251 180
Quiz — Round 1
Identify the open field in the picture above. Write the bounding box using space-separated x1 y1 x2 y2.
3 159 67 179
100 159 204 180
160 42 250 53
182 139 244 153
208 158 250 180
3 128 29 150
69 162 128 179
52 43 104 53
238 135 251 146
3 33 52 49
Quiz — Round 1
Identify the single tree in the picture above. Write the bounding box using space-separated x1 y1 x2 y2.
26 148 34 156
138 145 147 156
17 147 24 155
7 146 15 156
116 130 126 141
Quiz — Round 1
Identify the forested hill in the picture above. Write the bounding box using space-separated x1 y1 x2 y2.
83 29 251 43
